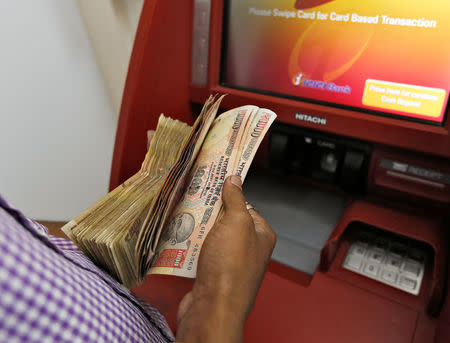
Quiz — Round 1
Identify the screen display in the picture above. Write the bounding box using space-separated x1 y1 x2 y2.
221 0 450 124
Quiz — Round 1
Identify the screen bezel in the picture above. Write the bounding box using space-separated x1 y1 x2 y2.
189 0 450 159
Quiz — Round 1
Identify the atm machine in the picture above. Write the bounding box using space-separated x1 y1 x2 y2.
109 1 450 342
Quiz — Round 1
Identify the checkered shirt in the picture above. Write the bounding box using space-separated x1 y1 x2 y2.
0 194 175 342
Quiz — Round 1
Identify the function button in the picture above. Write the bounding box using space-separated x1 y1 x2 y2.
389 243 407 258
386 257 402 271
350 244 367 257
399 276 417 291
364 263 379 277
345 255 363 270
403 261 421 277
381 269 398 284
368 250 384 263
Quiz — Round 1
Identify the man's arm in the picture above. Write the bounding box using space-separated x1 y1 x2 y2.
176 175 276 343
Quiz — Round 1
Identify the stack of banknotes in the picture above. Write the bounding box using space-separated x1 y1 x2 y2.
62 95 276 287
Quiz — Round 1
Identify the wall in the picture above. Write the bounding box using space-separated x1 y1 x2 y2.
0 1 117 221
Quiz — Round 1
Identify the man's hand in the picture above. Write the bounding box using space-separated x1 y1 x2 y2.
176 175 276 343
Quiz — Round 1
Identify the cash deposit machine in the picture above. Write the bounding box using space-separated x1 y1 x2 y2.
110 1 450 342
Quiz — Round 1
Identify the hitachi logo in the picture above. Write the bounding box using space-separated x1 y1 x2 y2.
295 113 327 125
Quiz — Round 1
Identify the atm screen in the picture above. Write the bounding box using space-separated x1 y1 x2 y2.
221 0 450 125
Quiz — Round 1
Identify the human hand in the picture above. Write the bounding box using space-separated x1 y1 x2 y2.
176 175 276 343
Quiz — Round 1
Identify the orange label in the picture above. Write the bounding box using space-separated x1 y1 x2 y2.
153 249 187 268
362 79 446 118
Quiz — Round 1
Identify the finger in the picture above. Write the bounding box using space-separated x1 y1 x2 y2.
248 209 276 249
177 291 194 324
248 209 268 233
221 175 247 213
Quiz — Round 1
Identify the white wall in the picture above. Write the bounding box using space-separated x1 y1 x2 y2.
0 1 117 221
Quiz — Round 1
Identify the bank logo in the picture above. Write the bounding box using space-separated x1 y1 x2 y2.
292 73 351 94
293 73 304 86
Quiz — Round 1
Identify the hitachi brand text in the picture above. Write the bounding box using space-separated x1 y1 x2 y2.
295 113 327 125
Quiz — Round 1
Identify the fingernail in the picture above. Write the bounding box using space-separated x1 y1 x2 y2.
229 175 242 189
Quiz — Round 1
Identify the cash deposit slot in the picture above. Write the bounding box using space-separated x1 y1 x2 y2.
110 1 450 342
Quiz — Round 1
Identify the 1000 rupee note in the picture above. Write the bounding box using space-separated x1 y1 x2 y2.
61 113 192 286
149 107 276 277
234 108 277 181
61 94 276 287
133 95 225 283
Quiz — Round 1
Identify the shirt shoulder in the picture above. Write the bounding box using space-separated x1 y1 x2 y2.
0 194 174 343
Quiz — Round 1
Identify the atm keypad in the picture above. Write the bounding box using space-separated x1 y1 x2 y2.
343 233 426 295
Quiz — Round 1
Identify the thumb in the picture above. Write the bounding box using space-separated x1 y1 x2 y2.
221 175 247 213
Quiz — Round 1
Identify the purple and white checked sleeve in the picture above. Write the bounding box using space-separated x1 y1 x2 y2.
0 194 175 343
